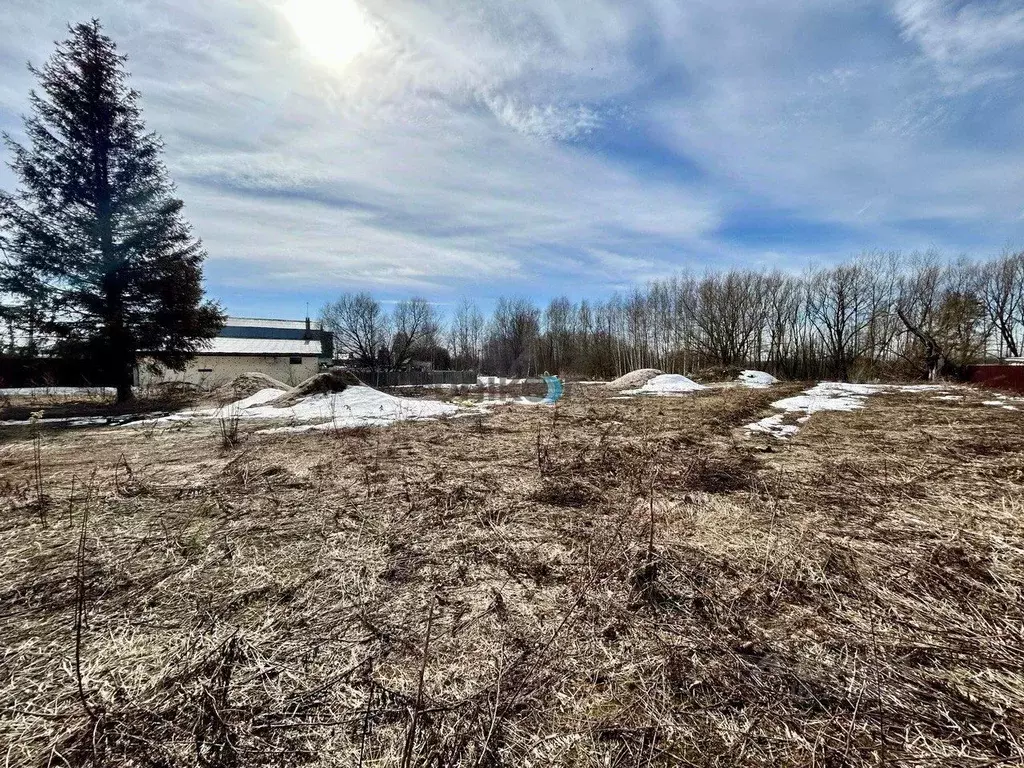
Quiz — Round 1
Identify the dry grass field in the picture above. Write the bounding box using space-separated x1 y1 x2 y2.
2 383 1023 766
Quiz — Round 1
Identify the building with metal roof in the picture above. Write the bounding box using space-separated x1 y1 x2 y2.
137 317 332 389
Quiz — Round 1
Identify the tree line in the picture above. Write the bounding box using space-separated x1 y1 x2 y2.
325 250 1023 382
3 25 1022 394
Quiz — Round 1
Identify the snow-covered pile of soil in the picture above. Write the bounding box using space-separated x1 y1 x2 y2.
212 372 290 401
606 369 664 390
270 369 362 406
737 370 779 387
150 385 460 432
623 373 707 396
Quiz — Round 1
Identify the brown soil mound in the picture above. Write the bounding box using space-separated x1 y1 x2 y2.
606 368 663 390
212 372 291 402
270 368 363 407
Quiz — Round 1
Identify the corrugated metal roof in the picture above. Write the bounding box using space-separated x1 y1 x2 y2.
199 337 322 356
224 317 322 331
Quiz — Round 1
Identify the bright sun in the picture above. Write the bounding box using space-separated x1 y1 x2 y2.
282 0 378 69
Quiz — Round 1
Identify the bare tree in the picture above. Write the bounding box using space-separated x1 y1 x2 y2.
980 250 1023 358
893 254 985 380
321 292 391 370
485 297 540 377
390 297 439 370
690 271 767 367
449 298 484 370
805 262 874 380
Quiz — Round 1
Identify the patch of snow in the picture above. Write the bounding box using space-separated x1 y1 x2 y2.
771 393 866 415
622 374 707 396
737 370 779 388
232 388 289 409
0 387 115 396
809 382 888 396
477 376 542 386
138 386 460 431
746 414 799 438
0 415 111 427
742 381 977 440
240 387 459 425
743 381 888 440
391 383 475 390
982 400 1020 410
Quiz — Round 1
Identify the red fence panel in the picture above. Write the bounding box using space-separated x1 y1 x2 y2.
965 365 1024 394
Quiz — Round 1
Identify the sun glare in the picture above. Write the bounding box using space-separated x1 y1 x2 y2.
282 0 378 70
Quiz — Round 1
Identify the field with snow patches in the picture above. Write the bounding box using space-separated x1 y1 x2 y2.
1 379 1023 766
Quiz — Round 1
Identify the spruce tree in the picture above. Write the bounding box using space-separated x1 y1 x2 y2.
0 20 223 401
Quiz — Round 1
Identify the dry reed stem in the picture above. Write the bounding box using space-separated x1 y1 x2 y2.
0 383 1021 766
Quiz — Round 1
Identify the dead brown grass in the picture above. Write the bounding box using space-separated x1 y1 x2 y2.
1 383 1022 766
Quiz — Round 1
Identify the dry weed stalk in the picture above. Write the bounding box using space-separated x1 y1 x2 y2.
0 384 1021 765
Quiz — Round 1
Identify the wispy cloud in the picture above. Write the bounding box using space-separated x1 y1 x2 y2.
0 0 1022 315
894 0 1024 86
479 93 602 141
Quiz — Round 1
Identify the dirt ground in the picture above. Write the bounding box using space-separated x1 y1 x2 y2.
1 382 1022 766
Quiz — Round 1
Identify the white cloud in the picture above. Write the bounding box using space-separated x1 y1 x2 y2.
894 0 1024 85
479 93 601 141
0 0 1022 309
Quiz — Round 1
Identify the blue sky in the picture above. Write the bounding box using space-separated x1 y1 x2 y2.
2 0 1023 320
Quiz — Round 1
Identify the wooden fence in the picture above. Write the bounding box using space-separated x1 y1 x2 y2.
349 369 477 388
0 356 104 388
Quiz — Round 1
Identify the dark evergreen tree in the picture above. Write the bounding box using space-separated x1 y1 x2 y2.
0 20 223 401
0 232 51 357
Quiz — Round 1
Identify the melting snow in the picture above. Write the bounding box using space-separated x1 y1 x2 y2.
982 400 1020 411
743 382 946 440
0 387 115 396
0 415 112 427
622 374 707 396
746 414 800 438
140 386 460 431
737 370 779 387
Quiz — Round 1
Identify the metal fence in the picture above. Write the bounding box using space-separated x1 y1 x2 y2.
349 369 478 388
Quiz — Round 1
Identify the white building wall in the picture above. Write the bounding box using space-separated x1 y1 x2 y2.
138 354 319 389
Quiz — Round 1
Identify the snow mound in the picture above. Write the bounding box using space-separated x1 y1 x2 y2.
737 370 779 387
623 374 707 396
254 387 460 432
606 369 663 390
144 385 460 431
